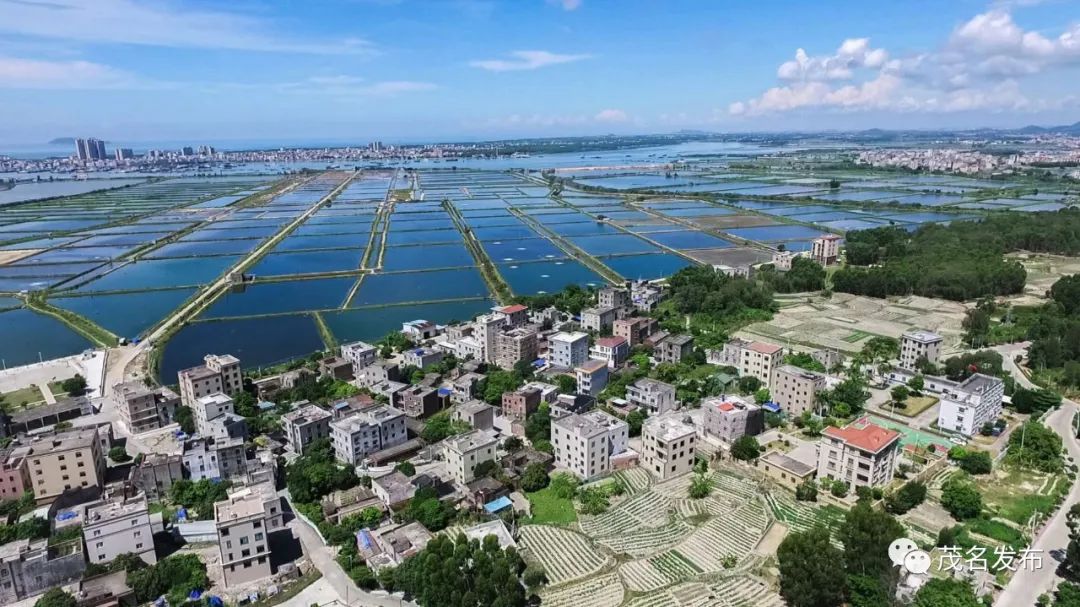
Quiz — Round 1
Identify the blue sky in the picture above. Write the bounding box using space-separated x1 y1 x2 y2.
0 0 1078 143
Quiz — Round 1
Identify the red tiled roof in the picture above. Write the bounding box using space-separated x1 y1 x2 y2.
748 341 782 355
595 336 627 348
824 423 900 453
718 402 735 412
498 304 528 314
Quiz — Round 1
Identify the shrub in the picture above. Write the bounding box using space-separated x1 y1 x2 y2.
830 481 850 498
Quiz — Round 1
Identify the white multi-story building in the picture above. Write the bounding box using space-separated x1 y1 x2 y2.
215 482 282 587
626 378 677 415
810 234 841 265
549 331 589 369
899 330 943 371
817 422 901 489
551 411 628 480
590 336 629 369
341 341 378 373
83 493 157 566
282 404 332 454
330 405 408 465
575 359 609 397
640 415 697 480
580 306 618 332
178 354 242 408
193 393 234 437
937 374 1005 436
443 430 499 486
708 338 782 385
701 395 764 442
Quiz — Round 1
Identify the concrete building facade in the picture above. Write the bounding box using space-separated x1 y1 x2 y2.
83 494 156 566
549 332 589 369
331 405 408 465
590 336 629 369
281 404 332 455
899 330 943 371
551 411 628 480
443 430 499 486
641 415 697 480
626 378 677 415
24 429 106 502
178 354 242 408
575 359 609 397
771 365 826 417
701 396 764 442
817 422 900 489
111 382 179 434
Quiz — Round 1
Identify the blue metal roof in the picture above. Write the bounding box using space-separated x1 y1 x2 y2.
762 402 782 413
484 496 513 513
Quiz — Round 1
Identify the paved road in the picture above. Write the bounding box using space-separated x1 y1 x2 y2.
284 492 414 607
996 344 1080 607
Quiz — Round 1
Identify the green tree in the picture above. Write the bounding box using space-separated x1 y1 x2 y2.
777 526 847 607
940 477 983 520
890 385 910 405
395 461 416 477
730 435 761 461
392 534 528 607
754 388 771 405
481 369 525 404
108 445 130 462
907 374 925 395
285 439 359 504
839 502 905 578
60 374 87 397
524 404 552 444
1051 275 1080 315
625 409 647 437
520 463 550 492
688 472 712 499
738 376 762 394
912 578 980 607
502 436 524 452
795 480 818 502
884 481 927 515
174 405 196 434
34 588 76 607
1007 421 1064 472
556 374 577 394
1055 582 1080 607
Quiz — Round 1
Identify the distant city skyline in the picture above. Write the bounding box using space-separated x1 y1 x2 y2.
1 0 1078 142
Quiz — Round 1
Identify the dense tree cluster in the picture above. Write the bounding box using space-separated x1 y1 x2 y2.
512 283 596 316
778 503 905 607
832 216 1057 300
659 265 777 348
884 480 927 515
286 438 359 503
940 477 984 520
168 478 232 520
384 533 530 607
942 350 1004 381
1006 421 1064 472
757 257 827 293
1024 274 1080 386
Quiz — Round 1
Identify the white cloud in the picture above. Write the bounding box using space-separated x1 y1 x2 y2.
547 0 582 10
469 50 590 71
273 76 436 97
731 8 1080 118
777 38 889 82
0 0 373 54
0 55 132 88
594 108 629 123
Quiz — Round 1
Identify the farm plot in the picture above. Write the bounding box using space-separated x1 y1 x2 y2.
519 525 611 585
677 502 770 570
595 519 694 557
539 572 624 607
764 490 844 537
615 467 653 494
619 549 701 593
579 491 674 537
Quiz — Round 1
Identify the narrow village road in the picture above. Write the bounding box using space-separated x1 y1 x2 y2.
996 344 1080 606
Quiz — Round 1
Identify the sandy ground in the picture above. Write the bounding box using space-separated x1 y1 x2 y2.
0 249 41 265
738 292 968 356
1006 252 1080 305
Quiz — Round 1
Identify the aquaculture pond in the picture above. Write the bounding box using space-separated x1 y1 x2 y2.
381 243 475 272
324 299 497 343
51 288 196 339
0 308 91 367
72 256 240 292
202 276 356 318
350 268 490 306
602 252 693 280
498 259 606 294
250 249 363 276
159 314 325 381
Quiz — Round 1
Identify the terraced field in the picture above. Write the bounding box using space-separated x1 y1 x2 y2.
519 525 611 585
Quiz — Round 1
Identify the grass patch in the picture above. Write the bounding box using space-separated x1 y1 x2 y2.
525 486 578 525
965 517 1027 545
889 395 939 418
975 465 1067 525
0 385 46 410
841 330 871 343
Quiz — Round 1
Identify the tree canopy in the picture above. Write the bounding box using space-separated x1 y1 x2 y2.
385 533 529 607
286 438 359 503
777 526 847 607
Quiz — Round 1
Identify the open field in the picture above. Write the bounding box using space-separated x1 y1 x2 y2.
737 292 967 356
890 395 939 418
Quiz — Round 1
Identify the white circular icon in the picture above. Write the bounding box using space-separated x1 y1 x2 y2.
888 538 919 567
904 549 932 575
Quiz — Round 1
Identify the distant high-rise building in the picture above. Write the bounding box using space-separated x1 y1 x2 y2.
115 148 134 161
93 138 107 160
198 145 216 155
75 138 107 161
369 141 383 152
180 146 195 156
